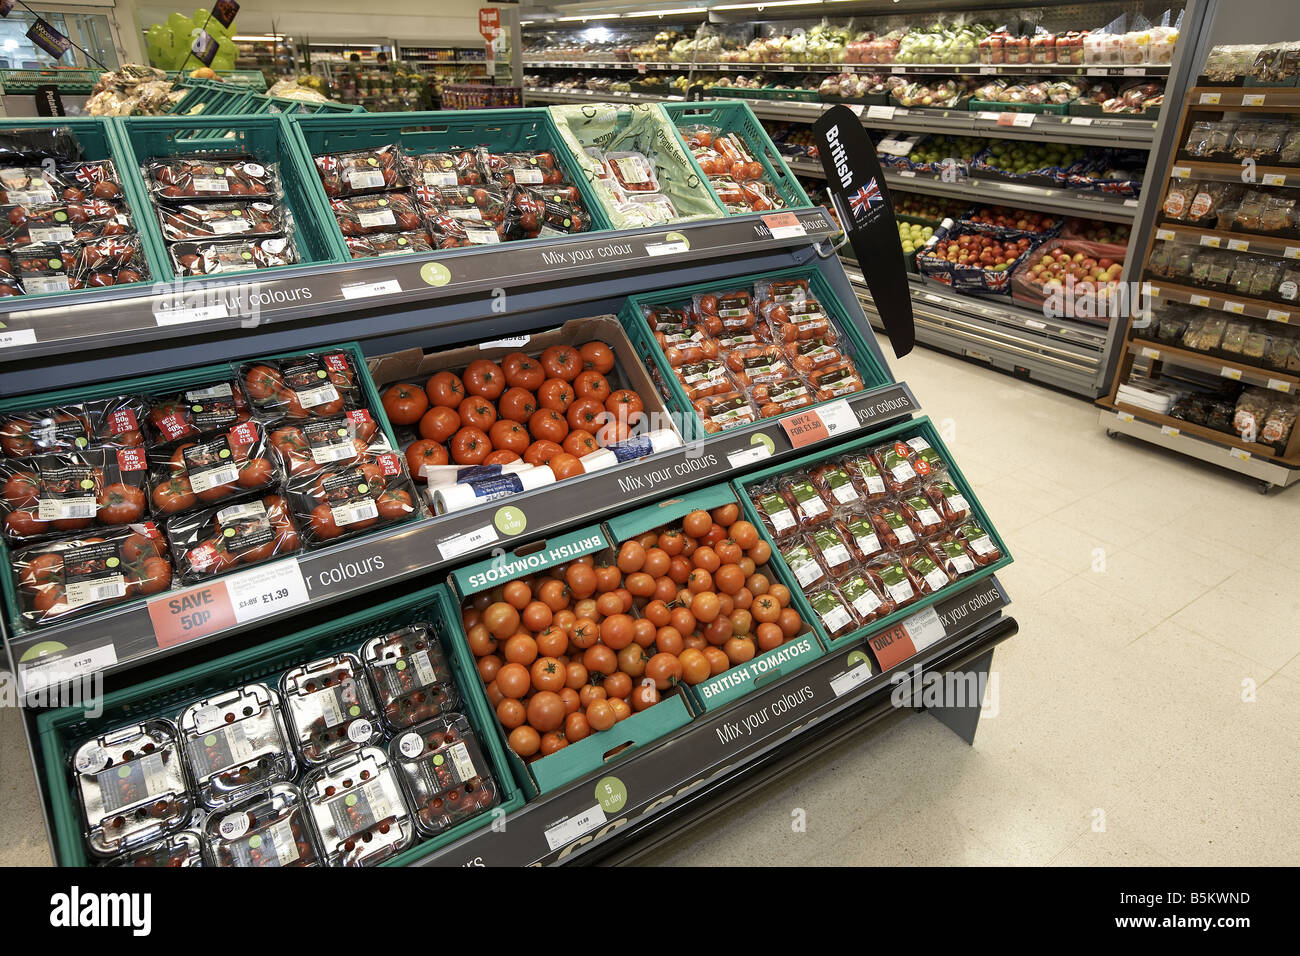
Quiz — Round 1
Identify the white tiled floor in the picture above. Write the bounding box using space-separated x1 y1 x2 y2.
2 343 1297 867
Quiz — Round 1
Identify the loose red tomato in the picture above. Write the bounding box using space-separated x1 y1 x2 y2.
483 449 521 465
489 419 530 454
540 345 581 382
381 383 429 426
419 405 460 442
450 426 491 465
528 408 569 444
567 397 606 433
537 378 575 413
605 389 644 417
547 453 584 480
497 386 538 424
405 439 448 480
462 360 505 400
579 341 615 374
573 370 611 404
523 440 564 467
562 430 599 458
457 396 496 432
501 352 545 390
96 483 145 524
425 370 465 408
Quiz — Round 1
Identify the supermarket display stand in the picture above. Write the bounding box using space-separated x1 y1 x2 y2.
2 183 1026 864
1098 86 1300 491
406 576 1013 867
520 0 1219 399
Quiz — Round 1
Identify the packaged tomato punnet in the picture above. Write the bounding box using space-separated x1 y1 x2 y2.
1 448 150 545
166 492 302 583
146 419 281 517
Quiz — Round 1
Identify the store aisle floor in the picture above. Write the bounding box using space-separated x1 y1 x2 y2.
632 344 1300 867
2 345 1297 867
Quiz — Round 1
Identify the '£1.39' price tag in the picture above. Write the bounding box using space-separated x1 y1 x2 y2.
148 558 308 650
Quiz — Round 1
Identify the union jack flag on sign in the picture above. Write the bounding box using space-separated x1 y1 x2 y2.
848 177 882 221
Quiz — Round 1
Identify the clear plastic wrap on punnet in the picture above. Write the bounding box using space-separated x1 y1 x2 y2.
548 103 723 229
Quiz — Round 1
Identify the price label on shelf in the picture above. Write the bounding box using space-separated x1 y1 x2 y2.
225 560 309 625
147 558 306 650
761 212 806 240
1160 424 1181 437
865 104 896 120
726 441 772 469
1025 318 1046 330
544 805 607 852
897 169 917 178
976 111 1000 122
779 398 857 449
1069 116 1094 126
154 303 229 326
780 65 795 72
18 644 117 694
1141 347 1161 360
1227 238 1251 252
1229 448 1252 462
830 661 874 697
645 238 690 256
1223 301 1245 314
1198 92 1221 105
1284 246 1300 260
1267 379 1292 393
1242 93 1266 106
1155 228 1175 241
1147 283 1161 297
636 63 647 73
1267 309 1291 323
1123 198 1139 207
1189 294 1211 307
1122 67 1145 76
1116 411 1135 424
1199 235 1221 248
979 65 997 74
847 104 865 117
1221 366 1243 381
868 606 946 670
438 524 499 562
1171 165 1191 179
1087 67 1107 76
340 278 401 300
1262 173 1287 187
0 328 37 349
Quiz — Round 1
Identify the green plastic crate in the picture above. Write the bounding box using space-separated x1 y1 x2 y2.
0 68 102 94
662 100 813 214
0 340 395 639
445 524 696 798
168 80 257 118
289 109 615 259
619 264 892 442
0 117 167 301
167 70 269 92
731 416 1013 654
115 114 343 278
255 95 365 116
34 583 524 867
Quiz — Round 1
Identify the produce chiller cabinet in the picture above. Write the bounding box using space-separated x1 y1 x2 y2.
0 104 1017 867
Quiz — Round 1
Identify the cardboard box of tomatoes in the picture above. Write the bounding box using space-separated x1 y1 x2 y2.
368 315 681 514
446 523 696 797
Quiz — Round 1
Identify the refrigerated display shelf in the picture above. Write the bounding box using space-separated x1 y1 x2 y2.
0 207 838 394
1147 278 1298 325
1153 224 1300 261
407 574 1013 866
523 90 1159 149
845 264 1108 396
6 380 919 697
524 59 1173 79
1098 404 1300 489
784 157 1139 223
1126 338 1300 393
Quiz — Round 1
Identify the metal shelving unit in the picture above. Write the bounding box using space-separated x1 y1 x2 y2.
521 0 1218 399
